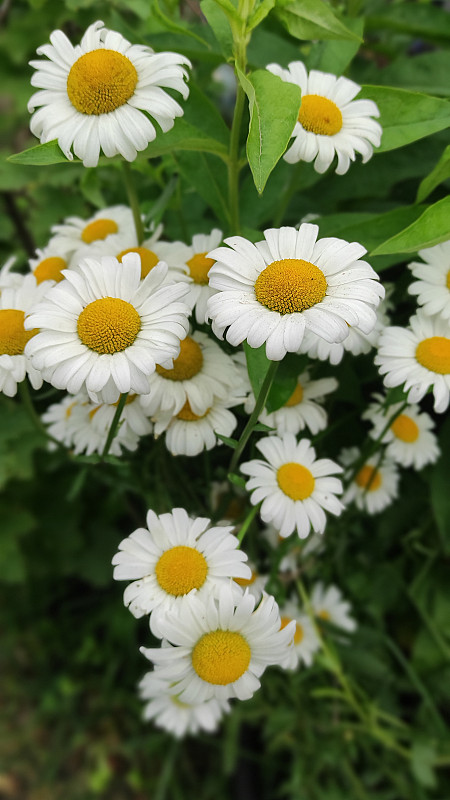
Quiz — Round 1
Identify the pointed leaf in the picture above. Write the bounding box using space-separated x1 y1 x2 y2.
416 144 450 203
370 196 450 255
275 0 362 42
8 140 72 165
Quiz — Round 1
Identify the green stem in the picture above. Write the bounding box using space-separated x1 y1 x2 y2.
101 392 128 459
345 400 409 488
18 380 62 448
229 360 278 476
237 503 260 547
227 81 246 233
122 161 144 244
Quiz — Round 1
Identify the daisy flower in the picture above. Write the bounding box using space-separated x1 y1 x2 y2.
112 508 251 636
89 393 152 438
139 669 230 738
170 229 223 324
407 240 450 321
28 21 191 167
24 254 190 404
41 391 88 449
234 562 268 604
375 311 450 413
153 393 243 458
51 205 135 255
310 582 356 633
0 257 22 292
341 447 399 514
0 274 49 396
207 224 384 360
28 239 75 287
70 397 142 456
266 60 381 174
140 586 295 703
241 434 344 539
363 395 439 470
140 330 244 417
244 370 338 436
279 600 321 669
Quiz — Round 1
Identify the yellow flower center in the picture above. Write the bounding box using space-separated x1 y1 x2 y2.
317 609 331 621
235 570 257 588
117 246 159 279
277 462 315 500
186 252 215 285
415 336 450 375
0 309 38 355
67 49 138 115
176 400 208 421
280 615 303 645
81 218 119 244
446 270 450 290
155 545 208 596
284 382 304 407
355 465 382 491
33 256 67 284
77 297 141 354
298 94 343 136
254 259 327 314
156 336 203 381
191 630 251 685
390 414 419 443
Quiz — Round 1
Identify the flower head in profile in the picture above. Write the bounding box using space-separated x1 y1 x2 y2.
279 599 321 669
341 447 399 515
207 224 384 360
363 394 439 470
266 61 381 174
310 583 356 633
29 21 191 167
407 240 450 321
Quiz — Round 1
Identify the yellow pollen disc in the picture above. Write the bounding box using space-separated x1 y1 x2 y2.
280 616 303 645
117 246 159 279
77 297 141 354
415 336 450 375
67 49 138 115
285 382 304 407
235 570 257 588
81 218 118 244
298 94 343 136
0 309 38 355
355 465 382 492
33 256 67 284
317 609 331 621
191 630 251 685
155 545 208 596
277 462 315 501
446 271 450 290
391 414 419 443
176 400 208 421
186 252 215 285
254 259 327 314
156 337 203 382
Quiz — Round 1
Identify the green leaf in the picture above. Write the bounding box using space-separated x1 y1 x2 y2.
275 0 363 42
244 341 272 399
248 0 276 31
416 144 450 203
151 0 212 46
359 86 450 153
370 196 450 255
200 0 234 58
174 150 230 226
429 417 450 552
8 140 72 166
410 741 437 789
266 353 308 413
237 68 301 193
366 4 450 43
306 17 364 74
359 52 450 98
216 433 238 448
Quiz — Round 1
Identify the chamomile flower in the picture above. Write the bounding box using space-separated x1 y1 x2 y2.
140 586 295 703
241 434 344 539
24 254 190 404
41 391 88 448
89 393 152 438
139 669 230 737
29 21 191 167
51 206 135 255
154 393 243 458
266 61 381 174
341 447 399 514
207 224 384 360
112 508 251 636
139 330 242 417
279 600 321 669
0 257 22 292
234 563 268 604
244 370 338 436
170 229 223 324
29 240 74 286
363 395 439 470
310 582 356 633
408 240 450 321
375 312 450 413
0 274 49 396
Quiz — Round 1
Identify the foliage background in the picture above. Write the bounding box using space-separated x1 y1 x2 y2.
1 0 450 797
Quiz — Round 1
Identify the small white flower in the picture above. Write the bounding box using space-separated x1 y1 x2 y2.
279 600 321 669
207 224 384 361
0 257 22 292
170 229 223 323
140 586 295 703
29 21 191 167
363 395 439 470
266 61 381 174
51 205 135 255
42 391 88 448
25 254 190 404
234 562 268 604
241 434 344 539
28 239 74 286
310 582 356 633
153 393 243 458
112 508 251 635
341 446 400 514
408 240 450 321
375 311 450 413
